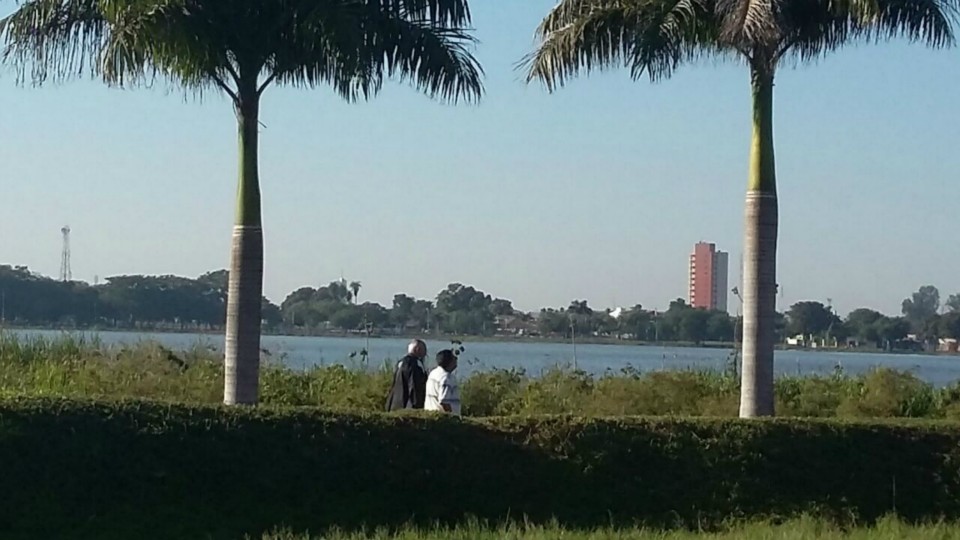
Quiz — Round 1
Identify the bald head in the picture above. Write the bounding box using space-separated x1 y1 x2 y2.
407 339 427 359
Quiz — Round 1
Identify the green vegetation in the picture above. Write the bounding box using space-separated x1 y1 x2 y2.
0 334 393 410
261 518 960 540
4 336 960 538
460 367 960 419
3 0 484 404
3 398 960 539
522 0 956 417
0 265 282 330
4 334 960 419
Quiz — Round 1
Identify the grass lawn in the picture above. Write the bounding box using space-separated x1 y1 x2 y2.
262 517 960 539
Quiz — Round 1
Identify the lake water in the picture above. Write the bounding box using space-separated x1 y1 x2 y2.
10 328 960 387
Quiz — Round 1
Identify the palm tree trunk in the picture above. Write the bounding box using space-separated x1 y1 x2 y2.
224 85 264 405
739 66 779 418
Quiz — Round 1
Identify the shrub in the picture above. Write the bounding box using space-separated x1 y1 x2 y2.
776 377 851 417
588 371 737 416
512 368 593 415
460 368 524 416
838 369 936 418
2 400 960 539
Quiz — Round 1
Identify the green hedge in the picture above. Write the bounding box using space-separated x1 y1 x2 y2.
1 399 960 539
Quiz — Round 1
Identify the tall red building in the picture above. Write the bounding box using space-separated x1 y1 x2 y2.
688 242 729 312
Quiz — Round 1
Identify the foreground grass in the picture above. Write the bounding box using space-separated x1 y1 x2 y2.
3 332 960 418
262 517 960 539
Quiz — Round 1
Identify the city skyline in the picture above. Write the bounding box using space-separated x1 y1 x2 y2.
1 2 958 317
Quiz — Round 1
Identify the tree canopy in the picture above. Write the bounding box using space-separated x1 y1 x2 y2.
902 285 941 326
1 0 484 106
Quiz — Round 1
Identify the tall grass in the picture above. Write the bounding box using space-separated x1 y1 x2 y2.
3 332 960 418
0 332 222 402
261 516 960 539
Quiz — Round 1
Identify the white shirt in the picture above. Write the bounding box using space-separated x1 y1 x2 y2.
425 366 461 416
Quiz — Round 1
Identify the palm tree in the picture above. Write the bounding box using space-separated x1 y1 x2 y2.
525 0 955 416
349 281 362 305
2 0 483 405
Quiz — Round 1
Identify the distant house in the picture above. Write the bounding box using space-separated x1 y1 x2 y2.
495 314 538 336
939 338 959 353
786 334 841 349
786 334 806 347
845 336 866 348
891 338 924 352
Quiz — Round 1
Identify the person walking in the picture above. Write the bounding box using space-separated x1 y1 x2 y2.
385 339 428 411
424 349 460 416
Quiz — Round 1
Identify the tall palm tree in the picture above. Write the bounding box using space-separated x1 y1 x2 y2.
525 0 955 416
349 281 362 305
2 0 483 405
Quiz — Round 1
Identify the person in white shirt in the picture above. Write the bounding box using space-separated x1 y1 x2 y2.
424 349 461 416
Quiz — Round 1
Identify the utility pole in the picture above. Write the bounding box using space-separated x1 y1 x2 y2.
59 226 72 282
826 297 834 348
731 286 744 375
569 316 578 370
363 315 372 364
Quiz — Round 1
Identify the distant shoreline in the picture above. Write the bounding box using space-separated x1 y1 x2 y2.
4 324 956 357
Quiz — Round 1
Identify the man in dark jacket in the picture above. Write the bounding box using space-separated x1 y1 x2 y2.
385 339 428 411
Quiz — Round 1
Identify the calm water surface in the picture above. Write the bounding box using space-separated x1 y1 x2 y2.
12 329 960 387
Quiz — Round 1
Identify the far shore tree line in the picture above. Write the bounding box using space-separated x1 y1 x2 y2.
1 265 956 350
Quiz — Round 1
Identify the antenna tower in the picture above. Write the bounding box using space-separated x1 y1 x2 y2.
60 226 72 282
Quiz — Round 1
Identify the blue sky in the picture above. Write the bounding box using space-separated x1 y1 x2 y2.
1 1 958 316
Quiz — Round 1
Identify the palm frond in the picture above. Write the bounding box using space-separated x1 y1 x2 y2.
778 0 956 62
0 0 108 83
361 14 483 103
264 0 482 102
266 0 384 102
380 0 473 26
869 0 956 46
523 0 726 90
716 0 782 46
2 0 484 105
138 1 244 91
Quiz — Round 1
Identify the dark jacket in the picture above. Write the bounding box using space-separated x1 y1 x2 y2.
385 354 427 411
